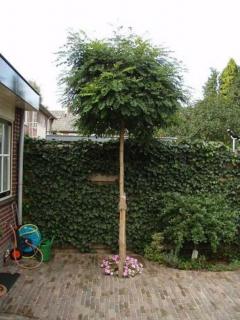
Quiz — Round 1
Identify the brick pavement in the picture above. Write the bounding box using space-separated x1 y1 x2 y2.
0 249 240 320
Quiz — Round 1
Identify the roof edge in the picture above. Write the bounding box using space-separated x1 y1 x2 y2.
39 104 57 119
0 54 40 96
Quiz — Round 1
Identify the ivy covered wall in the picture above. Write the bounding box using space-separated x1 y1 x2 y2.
23 138 240 253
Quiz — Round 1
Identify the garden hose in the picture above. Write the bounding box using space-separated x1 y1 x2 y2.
10 224 43 269
18 224 40 236
18 224 41 254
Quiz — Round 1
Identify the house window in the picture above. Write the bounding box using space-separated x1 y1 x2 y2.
0 119 11 198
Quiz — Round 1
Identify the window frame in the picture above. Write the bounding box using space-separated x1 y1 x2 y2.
0 118 12 199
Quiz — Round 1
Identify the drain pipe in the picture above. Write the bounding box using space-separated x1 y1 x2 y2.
17 110 25 225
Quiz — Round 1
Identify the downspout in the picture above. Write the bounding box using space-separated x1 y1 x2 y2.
46 116 51 137
18 110 25 225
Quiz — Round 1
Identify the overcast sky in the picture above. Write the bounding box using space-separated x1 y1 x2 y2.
1 0 239 110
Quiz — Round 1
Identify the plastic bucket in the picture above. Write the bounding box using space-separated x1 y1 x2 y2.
40 237 54 262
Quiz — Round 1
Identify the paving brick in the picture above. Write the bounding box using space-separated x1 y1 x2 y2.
1 250 240 319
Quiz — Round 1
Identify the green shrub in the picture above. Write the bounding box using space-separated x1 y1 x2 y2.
161 193 239 256
144 233 165 262
144 232 240 271
163 254 240 271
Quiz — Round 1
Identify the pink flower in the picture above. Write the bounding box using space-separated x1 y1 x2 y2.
101 255 143 277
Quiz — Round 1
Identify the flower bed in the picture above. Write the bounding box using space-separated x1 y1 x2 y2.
101 255 143 277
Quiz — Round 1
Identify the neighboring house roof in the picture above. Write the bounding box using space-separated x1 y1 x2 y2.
39 105 56 119
47 134 113 142
50 110 77 133
47 134 177 143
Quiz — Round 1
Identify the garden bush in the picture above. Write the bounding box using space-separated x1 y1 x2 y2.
161 193 239 256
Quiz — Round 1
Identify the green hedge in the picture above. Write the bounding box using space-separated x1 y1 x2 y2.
23 138 240 253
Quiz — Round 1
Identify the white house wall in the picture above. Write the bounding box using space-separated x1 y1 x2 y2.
37 123 47 138
0 86 15 122
36 111 47 138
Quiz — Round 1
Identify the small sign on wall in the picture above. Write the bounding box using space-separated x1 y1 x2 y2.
88 174 118 185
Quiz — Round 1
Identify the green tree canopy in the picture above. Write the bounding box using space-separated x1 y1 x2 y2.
186 97 240 143
203 68 219 98
162 58 240 144
163 96 240 144
58 30 184 138
219 58 239 97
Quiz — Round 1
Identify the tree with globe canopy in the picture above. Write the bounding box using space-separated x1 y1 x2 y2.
58 29 184 276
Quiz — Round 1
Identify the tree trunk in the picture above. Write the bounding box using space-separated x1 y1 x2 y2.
118 123 126 277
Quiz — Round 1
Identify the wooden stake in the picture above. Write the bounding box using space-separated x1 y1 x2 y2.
118 123 126 277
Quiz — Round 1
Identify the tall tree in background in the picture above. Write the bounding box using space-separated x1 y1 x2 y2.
183 97 240 143
219 58 239 97
58 30 184 276
203 68 219 98
163 58 240 144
